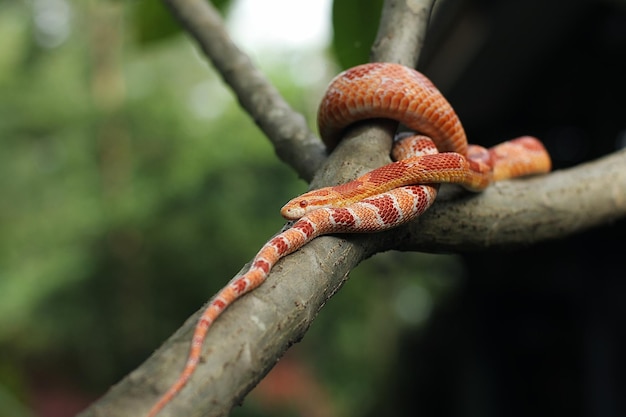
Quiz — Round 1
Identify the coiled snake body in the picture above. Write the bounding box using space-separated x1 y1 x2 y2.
146 63 551 416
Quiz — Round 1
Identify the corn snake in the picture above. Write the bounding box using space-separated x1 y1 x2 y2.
146 62 551 416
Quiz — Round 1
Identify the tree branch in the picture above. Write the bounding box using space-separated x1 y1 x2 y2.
390 148 626 252
78 0 626 416
161 0 326 181
372 0 435 65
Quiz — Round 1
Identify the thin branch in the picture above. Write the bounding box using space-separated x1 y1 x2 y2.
162 0 326 181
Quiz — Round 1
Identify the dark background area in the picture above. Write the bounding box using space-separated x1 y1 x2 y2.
375 0 626 416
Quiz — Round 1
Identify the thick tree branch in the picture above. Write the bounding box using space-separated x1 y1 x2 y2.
78 0 626 416
391 148 626 252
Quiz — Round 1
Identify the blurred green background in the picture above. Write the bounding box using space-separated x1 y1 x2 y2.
0 1 459 416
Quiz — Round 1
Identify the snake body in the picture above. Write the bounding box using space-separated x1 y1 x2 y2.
146 63 551 417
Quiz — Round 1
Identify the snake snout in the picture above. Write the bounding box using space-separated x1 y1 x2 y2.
280 201 306 220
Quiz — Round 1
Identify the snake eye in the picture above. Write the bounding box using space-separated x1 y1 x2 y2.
299 200 308 208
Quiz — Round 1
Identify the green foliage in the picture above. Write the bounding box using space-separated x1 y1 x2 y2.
0 0 302 399
331 0 384 68
133 1 182 44
133 0 234 45
0 1 460 416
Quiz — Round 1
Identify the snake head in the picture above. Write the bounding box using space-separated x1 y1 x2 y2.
280 198 309 220
280 188 337 220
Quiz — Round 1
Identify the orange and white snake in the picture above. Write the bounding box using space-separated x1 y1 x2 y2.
146 62 551 416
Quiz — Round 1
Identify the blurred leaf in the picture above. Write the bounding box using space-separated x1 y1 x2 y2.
133 1 181 45
210 0 232 13
331 0 383 68
133 0 233 46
